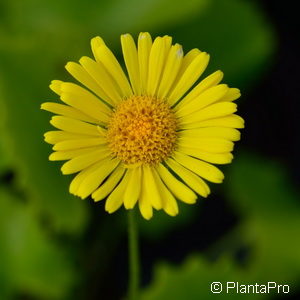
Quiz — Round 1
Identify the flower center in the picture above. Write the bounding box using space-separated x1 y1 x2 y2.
107 95 177 165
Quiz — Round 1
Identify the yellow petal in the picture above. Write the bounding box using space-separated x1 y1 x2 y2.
175 70 223 109
61 148 110 174
155 163 197 204
142 165 162 210
151 169 179 216
138 175 153 220
49 80 63 95
146 36 170 96
138 32 152 94
178 137 234 153
178 102 237 126
176 48 201 80
90 36 105 60
50 116 101 136
176 146 233 164
44 130 98 144
173 151 224 183
77 158 120 199
157 44 183 99
124 167 142 209
92 166 125 202
163 35 172 50
105 171 130 213
168 52 210 106
175 84 229 118
178 127 241 141
41 102 99 124
79 56 122 105
165 158 210 197
60 93 109 124
65 62 112 106
121 34 141 95
219 88 241 102
94 45 133 97
96 126 107 137
52 138 106 151
69 159 107 195
49 146 101 161
60 81 111 114
180 114 245 129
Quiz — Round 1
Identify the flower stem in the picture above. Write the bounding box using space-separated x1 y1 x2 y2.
128 209 140 300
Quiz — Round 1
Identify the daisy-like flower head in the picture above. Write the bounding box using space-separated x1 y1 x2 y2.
42 32 244 220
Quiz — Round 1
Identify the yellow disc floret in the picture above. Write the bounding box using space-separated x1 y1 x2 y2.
107 96 177 165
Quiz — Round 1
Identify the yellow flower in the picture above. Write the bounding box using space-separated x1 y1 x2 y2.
42 32 244 220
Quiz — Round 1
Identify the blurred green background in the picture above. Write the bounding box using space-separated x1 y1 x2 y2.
0 0 299 299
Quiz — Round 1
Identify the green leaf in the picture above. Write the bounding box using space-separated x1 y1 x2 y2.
142 153 300 299
141 255 261 300
226 152 300 215
0 80 11 174
0 0 209 46
226 152 300 282
0 139 10 174
0 43 89 234
94 0 209 39
0 187 77 299
167 0 276 89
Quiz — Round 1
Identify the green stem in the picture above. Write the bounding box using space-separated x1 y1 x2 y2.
128 209 140 300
